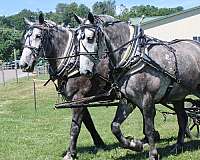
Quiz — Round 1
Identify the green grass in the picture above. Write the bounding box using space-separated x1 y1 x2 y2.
0 76 200 160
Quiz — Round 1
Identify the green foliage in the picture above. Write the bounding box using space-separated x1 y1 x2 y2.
118 5 184 21
1 9 38 31
54 2 90 27
0 28 22 61
56 3 67 14
45 12 64 24
62 2 90 27
92 0 116 16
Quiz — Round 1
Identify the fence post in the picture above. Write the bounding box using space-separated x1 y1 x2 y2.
1 65 5 86
27 72 30 80
14 49 18 83
33 79 37 112
45 63 47 74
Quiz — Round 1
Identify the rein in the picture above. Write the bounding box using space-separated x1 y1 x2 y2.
44 52 98 60
23 23 82 86
77 18 146 66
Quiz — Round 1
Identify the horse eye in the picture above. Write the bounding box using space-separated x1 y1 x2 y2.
36 35 41 39
87 37 94 43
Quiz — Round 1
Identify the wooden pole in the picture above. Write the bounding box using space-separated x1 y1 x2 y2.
55 100 119 109
27 72 30 80
14 49 18 83
1 65 5 86
33 79 37 112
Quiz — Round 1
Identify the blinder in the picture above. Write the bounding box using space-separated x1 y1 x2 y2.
23 26 45 58
77 23 104 62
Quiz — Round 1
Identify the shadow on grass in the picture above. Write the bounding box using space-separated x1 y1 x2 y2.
77 142 120 154
62 142 120 157
63 137 200 159
115 139 200 160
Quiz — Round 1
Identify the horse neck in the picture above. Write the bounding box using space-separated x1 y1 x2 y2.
103 23 131 67
46 29 72 71
96 57 110 78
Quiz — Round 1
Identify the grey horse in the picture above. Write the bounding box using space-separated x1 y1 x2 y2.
75 12 200 160
20 13 106 160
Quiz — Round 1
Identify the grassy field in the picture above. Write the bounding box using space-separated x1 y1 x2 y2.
0 76 200 160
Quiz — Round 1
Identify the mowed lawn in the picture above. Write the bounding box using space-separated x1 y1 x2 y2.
0 76 200 160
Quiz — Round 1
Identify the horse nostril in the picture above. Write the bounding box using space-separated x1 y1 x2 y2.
86 70 93 77
20 63 28 69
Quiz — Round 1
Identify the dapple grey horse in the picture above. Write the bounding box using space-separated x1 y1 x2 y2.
75 12 200 160
20 13 106 160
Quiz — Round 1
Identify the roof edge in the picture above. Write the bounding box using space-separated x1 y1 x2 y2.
142 5 200 29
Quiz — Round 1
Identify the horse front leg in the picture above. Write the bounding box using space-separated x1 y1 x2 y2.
63 94 85 160
140 107 160 144
142 93 158 160
63 107 85 160
111 99 143 152
82 108 105 148
171 100 188 154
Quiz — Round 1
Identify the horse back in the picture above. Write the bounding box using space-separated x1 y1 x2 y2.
148 40 200 90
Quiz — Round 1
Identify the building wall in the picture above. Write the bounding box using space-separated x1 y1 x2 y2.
144 14 200 41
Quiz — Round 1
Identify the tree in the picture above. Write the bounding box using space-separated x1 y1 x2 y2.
63 2 90 27
117 5 184 21
92 0 116 16
5 9 38 30
56 3 67 14
0 28 22 61
78 4 90 17
45 11 64 24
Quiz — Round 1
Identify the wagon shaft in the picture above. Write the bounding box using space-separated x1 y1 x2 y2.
55 100 120 109
55 88 119 109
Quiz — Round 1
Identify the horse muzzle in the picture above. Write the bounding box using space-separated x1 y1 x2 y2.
20 61 35 72
80 69 94 78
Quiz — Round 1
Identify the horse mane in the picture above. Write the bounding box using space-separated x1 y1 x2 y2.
95 15 119 23
92 14 131 66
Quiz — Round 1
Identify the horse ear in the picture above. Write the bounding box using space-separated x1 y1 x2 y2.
88 12 95 24
39 12 44 24
60 23 65 27
24 18 33 26
73 13 83 24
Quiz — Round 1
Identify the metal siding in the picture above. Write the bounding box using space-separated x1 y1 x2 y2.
144 14 200 41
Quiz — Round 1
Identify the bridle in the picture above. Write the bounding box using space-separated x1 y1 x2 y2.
77 23 103 62
76 18 146 70
76 19 131 69
23 22 80 80
23 23 58 59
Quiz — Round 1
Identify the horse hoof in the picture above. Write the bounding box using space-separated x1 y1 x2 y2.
63 152 75 160
149 155 159 160
122 136 143 152
129 139 143 152
141 131 161 145
93 145 105 154
149 149 159 160
170 143 183 154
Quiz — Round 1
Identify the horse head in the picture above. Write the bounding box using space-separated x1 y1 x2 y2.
20 13 77 77
75 12 109 77
20 13 47 72
75 12 130 77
